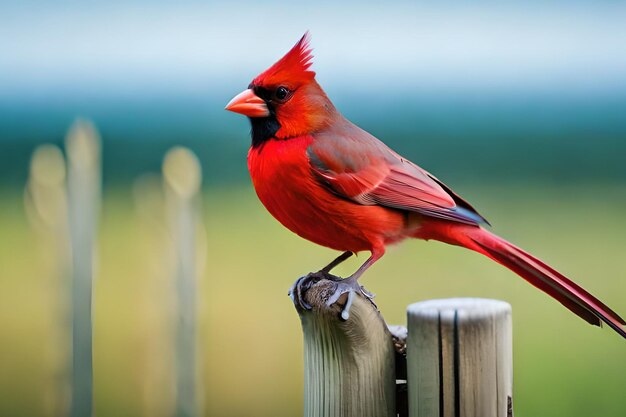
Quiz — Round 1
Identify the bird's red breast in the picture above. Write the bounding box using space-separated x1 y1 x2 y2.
248 135 412 253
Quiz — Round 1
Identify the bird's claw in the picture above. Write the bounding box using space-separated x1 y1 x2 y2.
289 272 375 321
325 277 376 321
289 270 339 311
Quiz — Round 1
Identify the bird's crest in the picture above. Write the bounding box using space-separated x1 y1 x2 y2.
252 32 315 87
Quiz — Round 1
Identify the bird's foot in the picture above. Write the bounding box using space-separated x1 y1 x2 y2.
289 272 375 321
325 276 375 321
289 270 339 311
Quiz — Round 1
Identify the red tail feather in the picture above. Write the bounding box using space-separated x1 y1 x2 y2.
454 227 626 338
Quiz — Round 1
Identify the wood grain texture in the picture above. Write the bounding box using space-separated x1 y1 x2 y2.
296 279 396 417
407 298 513 417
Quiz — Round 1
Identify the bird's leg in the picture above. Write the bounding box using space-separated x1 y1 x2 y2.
289 251 353 310
325 249 384 321
321 251 353 273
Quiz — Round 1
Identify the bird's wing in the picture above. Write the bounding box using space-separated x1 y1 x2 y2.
307 127 488 226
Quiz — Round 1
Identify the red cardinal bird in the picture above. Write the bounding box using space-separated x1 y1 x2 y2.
226 33 625 337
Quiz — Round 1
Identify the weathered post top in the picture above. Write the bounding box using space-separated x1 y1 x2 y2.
294 277 397 417
407 298 513 417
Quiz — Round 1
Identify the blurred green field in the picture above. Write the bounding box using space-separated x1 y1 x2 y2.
1 183 626 417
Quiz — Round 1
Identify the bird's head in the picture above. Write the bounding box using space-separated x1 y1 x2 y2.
225 32 334 146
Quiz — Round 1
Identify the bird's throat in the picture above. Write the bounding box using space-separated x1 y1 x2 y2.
249 115 281 148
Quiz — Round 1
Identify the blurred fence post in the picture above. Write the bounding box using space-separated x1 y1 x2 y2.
66 119 101 417
25 144 71 417
406 298 513 417
132 173 176 417
293 277 397 417
163 147 204 417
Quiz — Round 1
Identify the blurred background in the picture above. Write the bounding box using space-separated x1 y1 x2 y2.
1 1 626 416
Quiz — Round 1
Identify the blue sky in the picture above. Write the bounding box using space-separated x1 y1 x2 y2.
2 1 626 98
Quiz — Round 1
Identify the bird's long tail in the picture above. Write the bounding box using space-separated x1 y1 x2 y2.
437 225 626 338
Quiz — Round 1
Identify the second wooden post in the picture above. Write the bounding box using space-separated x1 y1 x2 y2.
406 298 513 417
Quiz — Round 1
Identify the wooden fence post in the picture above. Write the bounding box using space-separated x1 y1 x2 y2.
66 119 101 417
406 298 513 417
25 144 71 417
294 277 397 417
163 147 204 417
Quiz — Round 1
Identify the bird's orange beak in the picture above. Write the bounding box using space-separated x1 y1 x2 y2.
225 89 270 118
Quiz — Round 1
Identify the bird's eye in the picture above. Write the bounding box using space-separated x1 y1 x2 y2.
274 86 290 101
